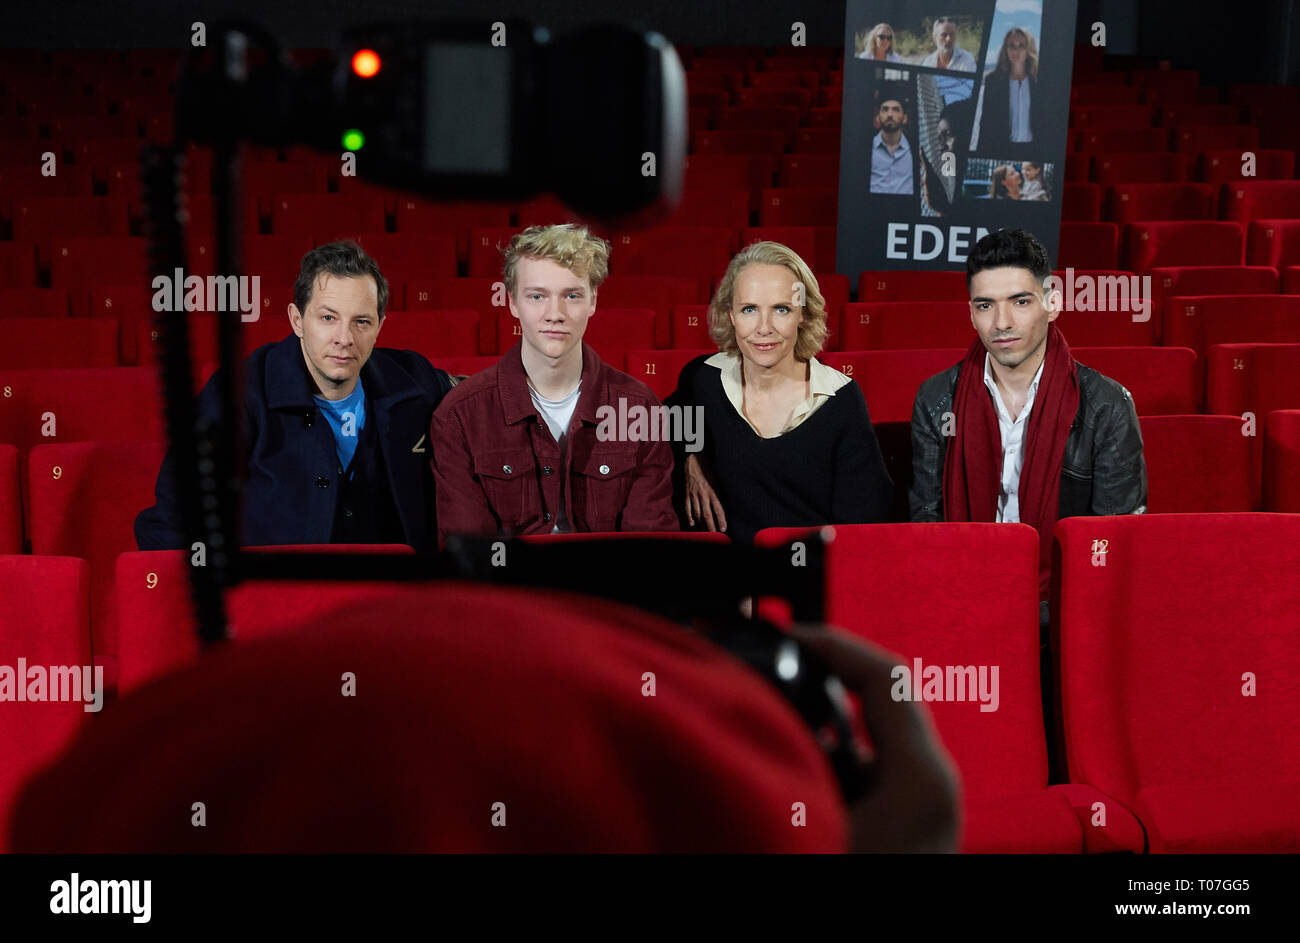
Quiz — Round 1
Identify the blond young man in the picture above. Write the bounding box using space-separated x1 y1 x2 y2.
430 224 677 541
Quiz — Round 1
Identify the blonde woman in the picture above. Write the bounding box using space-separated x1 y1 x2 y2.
855 22 902 61
669 242 892 542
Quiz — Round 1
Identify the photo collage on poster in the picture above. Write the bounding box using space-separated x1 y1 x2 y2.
851 0 1056 217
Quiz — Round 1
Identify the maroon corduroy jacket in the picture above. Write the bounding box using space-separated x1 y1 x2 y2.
430 342 679 542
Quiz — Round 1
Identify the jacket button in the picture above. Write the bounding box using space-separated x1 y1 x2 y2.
543 512 552 522
316 476 329 488
599 464 610 475
543 466 553 475
502 465 512 475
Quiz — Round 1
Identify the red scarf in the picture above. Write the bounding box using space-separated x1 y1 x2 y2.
942 324 1079 598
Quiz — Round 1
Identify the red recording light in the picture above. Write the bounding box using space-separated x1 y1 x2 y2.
351 49 381 78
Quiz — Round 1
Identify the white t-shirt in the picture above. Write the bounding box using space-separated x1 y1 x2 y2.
529 380 582 532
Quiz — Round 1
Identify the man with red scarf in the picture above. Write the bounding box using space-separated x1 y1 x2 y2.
909 229 1147 628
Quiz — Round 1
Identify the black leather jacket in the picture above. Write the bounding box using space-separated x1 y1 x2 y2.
909 361 1148 522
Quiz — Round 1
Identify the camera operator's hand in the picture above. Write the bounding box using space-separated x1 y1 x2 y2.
684 453 727 533
789 624 962 853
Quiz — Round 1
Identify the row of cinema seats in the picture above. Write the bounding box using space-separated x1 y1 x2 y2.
3 514 1296 852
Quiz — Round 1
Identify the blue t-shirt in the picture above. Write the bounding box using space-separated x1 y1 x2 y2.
314 381 366 474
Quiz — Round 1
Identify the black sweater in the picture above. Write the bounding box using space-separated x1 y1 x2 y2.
669 355 893 543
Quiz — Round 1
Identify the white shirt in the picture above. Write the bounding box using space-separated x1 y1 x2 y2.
705 352 851 437
921 44 977 72
1009 76 1032 142
529 380 581 532
983 352 1045 523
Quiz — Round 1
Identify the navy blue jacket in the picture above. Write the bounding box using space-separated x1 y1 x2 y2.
135 334 455 552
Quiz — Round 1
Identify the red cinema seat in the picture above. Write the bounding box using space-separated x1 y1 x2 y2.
692 130 786 155
0 241 38 289
1075 128 1167 154
1062 160 1089 185
669 304 711 348
1059 223 1120 270
0 445 20 553
0 367 164 455
423 278 503 355
0 289 71 319
615 227 738 279
270 192 387 243
793 127 839 153
1123 221 1243 270
1147 265 1278 309
1264 410 1300 511
1158 104 1242 127
1205 342 1300 419
13 196 129 266
1198 149 1295 187
1170 124 1260 154
0 555 93 852
241 159 330 212
760 188 836 227
244 233 315 323
1220 180 1300 223
1062 183 1101 222
839 302 974 350
597 275 702 350
756 524 1092 853
1137 416 1254 512
1228 82 1299 110
668 188 751 230
90 283 156 365
714 107 799 144
49 235 151 315
1070 83 1142 106
509 308 655 364
116 545 417 694
350 232 458 290
779 154 839 189
684 153 779 204
1069 105 1153 130
376 310 480 358
623 349 714 400
857 270 968 303
820 348 965 423
1104 183 1215 223
1164 295 1300 369
0 318 118 368
1247 220 1300 268
392 197 512 262
1072 347 1197 415
1050 270 1160 346
1053 513 1300 852
1090 152 1190 187
436 356 498 378
467 226 525 278
27 442 167 687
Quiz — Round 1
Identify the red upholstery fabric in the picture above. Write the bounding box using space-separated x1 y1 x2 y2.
0 318 118 368
1163 298 1300 398
624 348 714 400
1197 149 1295 186
1205 343 1300 418
1053 513 1300 853
27 442 167 686
779 153 838 188
669 187 752 229
1104 183 1215 223
1062 183 1101 222
270 192 387 243
760 187 837 226
857 269 968 303
1138 416 1254 512
1069 105 1153 129
436 355 497 378
755 524 1078 852
598 275 704 349
424 277 504 355
465 226 518 278
0 367 164 454
1170 124 1259 154
0 555 91 852
0 240 38 288
820 349 965 423
376 310 481 358
350 231 457 288
1148 265 1278 309
1246 219 1300 267
16 582 846 852
1059 222 1120 270
49 235 150 315
1219 180 1300 223
392 198 511 261
0 446 20 554
839 302 974 350
1052 274 1161 347
1263 410 1300 512
692 129 786 154
90 283 155 364
741 226 816 267
0 289 70 319
1124 221 1244 270
616 226 738 279
1072 347 1196 415
670 304 712 348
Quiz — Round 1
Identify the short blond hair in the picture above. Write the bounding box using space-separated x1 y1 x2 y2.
708 241 829 361
502 223 611 298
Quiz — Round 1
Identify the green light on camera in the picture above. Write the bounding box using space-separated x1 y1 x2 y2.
342 129 365 151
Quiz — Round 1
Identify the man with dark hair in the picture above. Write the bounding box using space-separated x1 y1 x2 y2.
909 229 1146 609
871 85 915 195
136 240 455 551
